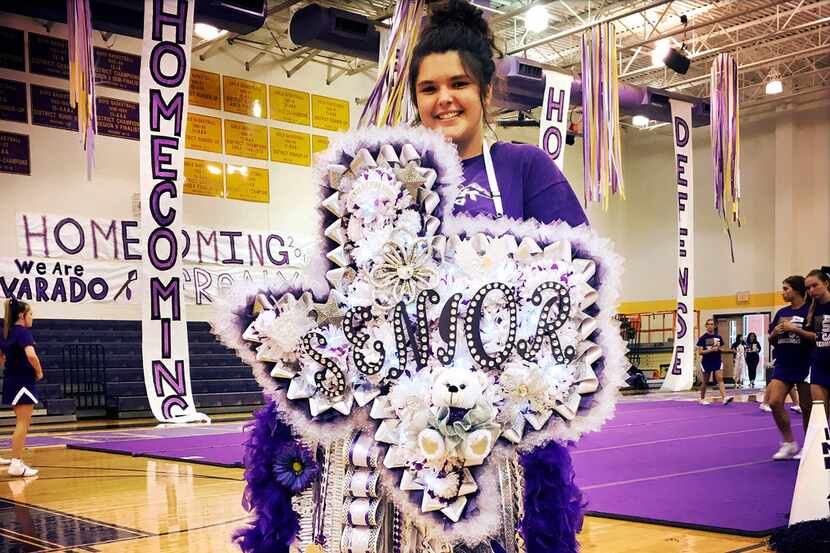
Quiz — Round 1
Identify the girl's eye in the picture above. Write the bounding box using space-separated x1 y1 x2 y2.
419 86 435 94
453 81 469 88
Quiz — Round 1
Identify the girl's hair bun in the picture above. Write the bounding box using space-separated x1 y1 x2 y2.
427 0 492 45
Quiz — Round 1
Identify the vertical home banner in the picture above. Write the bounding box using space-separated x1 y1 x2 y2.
538 70 573 170
662 99 695 392
140 0 207 422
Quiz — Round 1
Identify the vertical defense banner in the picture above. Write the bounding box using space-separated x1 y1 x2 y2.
662 99 695 392
140 0 207 422
538 70 573 170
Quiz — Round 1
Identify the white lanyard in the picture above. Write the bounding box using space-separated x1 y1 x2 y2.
481 139 503 218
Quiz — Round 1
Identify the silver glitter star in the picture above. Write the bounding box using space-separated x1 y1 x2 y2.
395 162 427 203
312 294 345 327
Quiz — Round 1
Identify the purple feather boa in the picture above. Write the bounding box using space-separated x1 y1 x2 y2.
234 400 303 553
518 441 585 553
769 518 830 552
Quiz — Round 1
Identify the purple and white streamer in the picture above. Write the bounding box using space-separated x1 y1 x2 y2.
66 0 96 178
710 53 742 261
580 23 625 210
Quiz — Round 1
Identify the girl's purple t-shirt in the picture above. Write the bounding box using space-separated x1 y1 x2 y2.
696 333 724 371
770 303 812 370
811 300 830 367
455 142 588 226
1 325 35 376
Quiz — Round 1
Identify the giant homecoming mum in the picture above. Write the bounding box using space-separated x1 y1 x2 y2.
214 125 626 553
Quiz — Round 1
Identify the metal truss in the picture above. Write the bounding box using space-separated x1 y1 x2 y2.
206 0 827 106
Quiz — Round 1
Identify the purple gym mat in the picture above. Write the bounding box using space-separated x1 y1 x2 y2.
0 435 69 448
51 399 798 534
66 431 247 468
573 400 799 535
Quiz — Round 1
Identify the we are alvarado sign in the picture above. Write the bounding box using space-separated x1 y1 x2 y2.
140 0 207 423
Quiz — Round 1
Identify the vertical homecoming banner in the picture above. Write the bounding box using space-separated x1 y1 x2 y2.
662 99 695 392
538 70 573 170
140 0 207 422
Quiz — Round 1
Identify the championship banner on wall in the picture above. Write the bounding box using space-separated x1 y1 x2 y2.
538 70 573 170
140 0 206 423
662 99 695 391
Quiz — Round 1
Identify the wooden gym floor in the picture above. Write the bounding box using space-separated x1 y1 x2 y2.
0 412 770 553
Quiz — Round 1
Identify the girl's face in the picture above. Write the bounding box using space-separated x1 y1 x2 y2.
806 275 830 301
18 307 33 328
415 51 489 160
781 282 793 302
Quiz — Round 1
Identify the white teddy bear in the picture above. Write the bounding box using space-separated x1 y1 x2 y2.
417 366 496 467
430 366 485 409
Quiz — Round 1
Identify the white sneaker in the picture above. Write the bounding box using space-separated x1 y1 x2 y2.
0 457 11 466
760 403 772 412
794 452 802 460
789 405 802 413
772 442 800 461
699 399 709 405
723 397 734 405
7 459 38 477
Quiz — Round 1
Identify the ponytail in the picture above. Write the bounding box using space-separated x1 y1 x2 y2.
2 298 10 339
3 297 29 339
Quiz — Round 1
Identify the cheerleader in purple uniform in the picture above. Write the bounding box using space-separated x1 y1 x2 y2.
804 269 830 423
1 298 44 477
767 276 813 460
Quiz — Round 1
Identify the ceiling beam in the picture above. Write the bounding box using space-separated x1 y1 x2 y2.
621 0 788 52
507 0 676 55
621 16 830 79
665 43 830 90
491 0 556 24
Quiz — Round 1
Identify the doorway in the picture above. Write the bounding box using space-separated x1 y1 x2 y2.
714 312 770 389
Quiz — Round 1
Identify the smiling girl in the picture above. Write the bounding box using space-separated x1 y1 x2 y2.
408 0 587 227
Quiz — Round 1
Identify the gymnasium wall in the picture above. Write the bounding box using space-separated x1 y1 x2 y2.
498 95 830 327
0 14 374 321
1 12 828 325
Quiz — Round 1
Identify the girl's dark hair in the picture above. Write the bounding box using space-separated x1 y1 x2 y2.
3 297 30 339
731 334 744 349
783 275 807 297
807 268 830 286
746 332 758 344
805 268 830 329
409 0 501 124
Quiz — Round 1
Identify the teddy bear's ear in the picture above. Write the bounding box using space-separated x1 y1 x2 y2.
463 429 494 466
418 428 446 461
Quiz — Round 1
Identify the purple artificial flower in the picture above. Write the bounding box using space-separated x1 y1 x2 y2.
272 443 319 494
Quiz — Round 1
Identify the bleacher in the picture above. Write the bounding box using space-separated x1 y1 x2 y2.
1 319 262 420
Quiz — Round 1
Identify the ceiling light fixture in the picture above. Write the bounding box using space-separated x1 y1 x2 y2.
525 6 550 33
632 115 650 129
765 70 783 95
765 79 783 95
194 23 227 41
651 39 671 67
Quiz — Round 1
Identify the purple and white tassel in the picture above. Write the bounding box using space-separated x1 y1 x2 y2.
710 53 742 261
67 0 96 179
